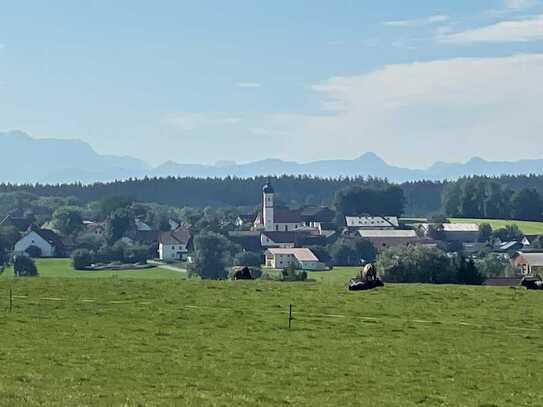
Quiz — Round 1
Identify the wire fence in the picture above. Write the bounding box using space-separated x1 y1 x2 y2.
2 288 541 335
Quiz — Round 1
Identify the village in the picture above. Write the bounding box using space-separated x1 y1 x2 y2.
1 180 542 283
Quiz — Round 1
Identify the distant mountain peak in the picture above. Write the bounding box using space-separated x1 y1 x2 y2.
357 152 385 163
1 130 543 184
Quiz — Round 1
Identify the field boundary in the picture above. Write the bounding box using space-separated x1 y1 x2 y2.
3 293 540 334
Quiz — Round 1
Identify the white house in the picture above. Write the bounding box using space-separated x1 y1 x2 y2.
265 248 325 271
158 226 192 261
14 229 64 257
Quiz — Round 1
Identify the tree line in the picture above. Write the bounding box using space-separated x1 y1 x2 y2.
1 174 543 220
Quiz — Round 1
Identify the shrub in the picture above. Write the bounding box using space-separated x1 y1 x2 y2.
13 255 38 277
260 266 307 282
124 244 149 264
72 249 94 270
328 237 376 266
233 251 262 267
377 245 456 284
282 267 307 282
455 256 485 285
228 266 261 280
25 245 42 258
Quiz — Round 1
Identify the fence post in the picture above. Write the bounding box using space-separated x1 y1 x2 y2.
288 304 293 329
9 288 13 313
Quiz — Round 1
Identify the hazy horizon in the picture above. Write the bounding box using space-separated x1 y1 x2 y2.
2 1 543 167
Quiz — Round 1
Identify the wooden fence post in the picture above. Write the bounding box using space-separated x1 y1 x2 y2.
288 304 293 329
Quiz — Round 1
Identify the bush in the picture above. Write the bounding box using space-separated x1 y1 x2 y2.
455 256 485 285
260 266 307 282
328 237 376 266
25 245 42 258
233 251 262 267
72 249 94 270
377 245 456 284
124 244 149 264
13 255 38 277
229 266 262 280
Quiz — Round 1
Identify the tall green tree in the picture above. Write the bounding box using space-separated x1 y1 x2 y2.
189 232 236 280
510 188 543 221
51 206 83 236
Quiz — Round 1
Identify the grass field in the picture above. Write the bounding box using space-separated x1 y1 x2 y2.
0 258 186 281
1 261 543 406
450 218 543 235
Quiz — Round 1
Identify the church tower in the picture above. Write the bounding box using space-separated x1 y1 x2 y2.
263 181 274 231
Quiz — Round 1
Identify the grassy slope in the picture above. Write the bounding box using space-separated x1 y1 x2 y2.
1 266 543 406
450 218 543 235
0 258 185 281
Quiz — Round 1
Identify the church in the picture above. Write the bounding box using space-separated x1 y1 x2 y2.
253 181 305 232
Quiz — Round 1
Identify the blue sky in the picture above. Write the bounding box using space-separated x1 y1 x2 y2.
1 0 543 167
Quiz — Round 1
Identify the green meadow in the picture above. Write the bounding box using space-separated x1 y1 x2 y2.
1 260 543 406
449 218 543 235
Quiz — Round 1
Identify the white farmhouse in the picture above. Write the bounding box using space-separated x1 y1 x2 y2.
14 229 65 257
158 226 192 261
265 248 325 271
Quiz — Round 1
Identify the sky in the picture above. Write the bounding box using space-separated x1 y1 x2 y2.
1 0 543 168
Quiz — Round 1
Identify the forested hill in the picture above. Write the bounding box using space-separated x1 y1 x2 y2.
0 176 394 208
1 174 543 218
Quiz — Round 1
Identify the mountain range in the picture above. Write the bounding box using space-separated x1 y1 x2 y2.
1 130 543 184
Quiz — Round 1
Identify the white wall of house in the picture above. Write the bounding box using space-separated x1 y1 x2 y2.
272 222 304 232
14 232 55 257
266 253 297 269
159 243 187 261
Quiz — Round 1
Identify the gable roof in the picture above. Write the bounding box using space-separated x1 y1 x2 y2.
345 216 399 228
274 207 303 223
300 206 336 222
32 229 65 250
442 223 480 232
515 252 543 266
262 231 297 244
0 215 32 231
358 230 418 238
159 226 192 246
255 207 304 224
267 248 319 262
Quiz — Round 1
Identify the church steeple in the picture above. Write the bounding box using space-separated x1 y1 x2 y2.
263 179 274 231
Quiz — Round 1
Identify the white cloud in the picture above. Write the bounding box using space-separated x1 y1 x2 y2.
236 82 261 88
163 55 543 166
384 15 449 28
440 15 543 43
505 0 538 9
262 54 543 166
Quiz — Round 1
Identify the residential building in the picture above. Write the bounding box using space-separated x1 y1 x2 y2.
158 226 192 261
265 248 325 271
358 229 424 251
14 228 65 257
511 252 543 275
